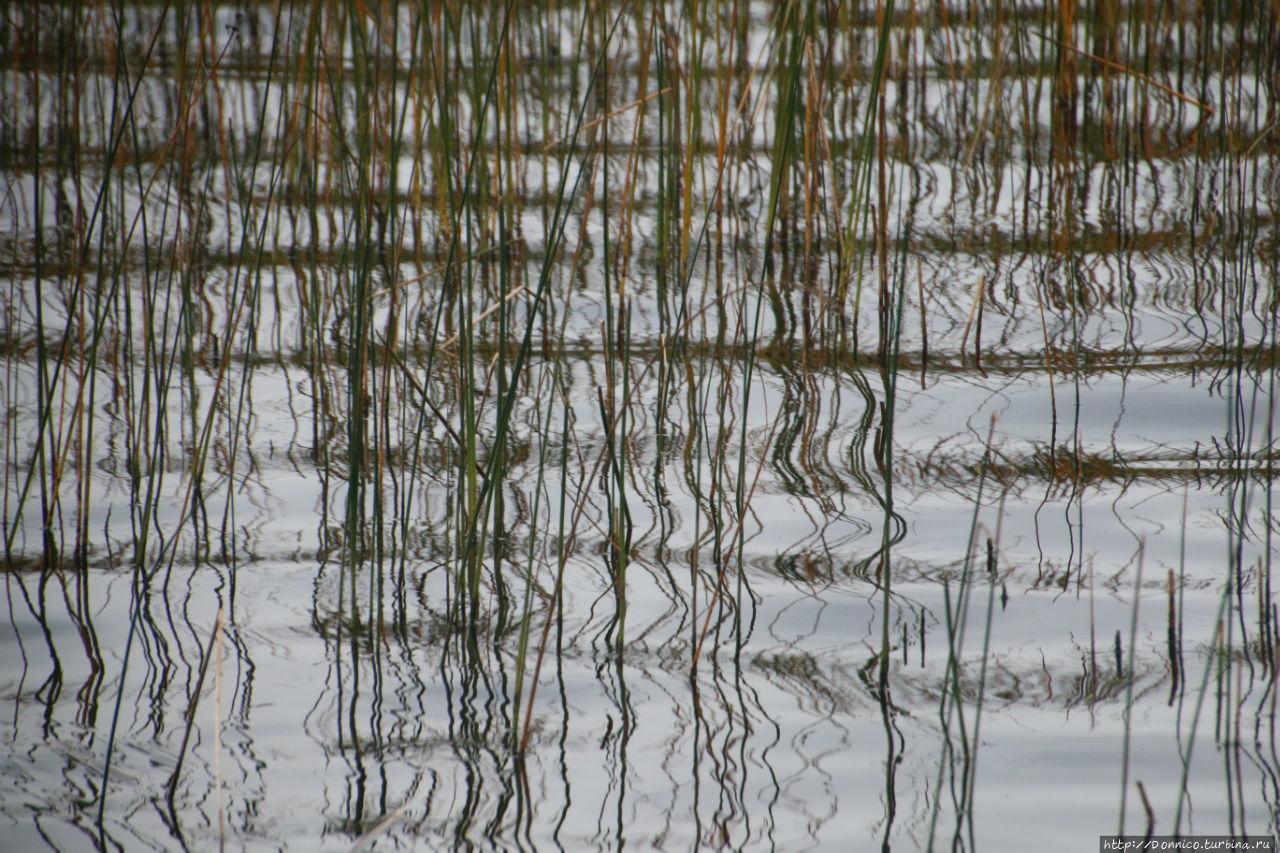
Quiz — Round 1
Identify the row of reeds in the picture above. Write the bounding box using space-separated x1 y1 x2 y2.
5 0 1272 566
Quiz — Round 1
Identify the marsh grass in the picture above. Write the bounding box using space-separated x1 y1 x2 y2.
1 0 1277 848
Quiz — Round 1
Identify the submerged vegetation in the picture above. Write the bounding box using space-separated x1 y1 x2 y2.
1 0 1276 849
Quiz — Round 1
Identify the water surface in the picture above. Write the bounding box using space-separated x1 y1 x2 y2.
1 1 1277 850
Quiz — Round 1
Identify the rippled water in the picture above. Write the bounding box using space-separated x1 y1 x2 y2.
1 2 1277 850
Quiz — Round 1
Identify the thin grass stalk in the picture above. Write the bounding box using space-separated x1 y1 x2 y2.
678 5 702 278
864 159 912 842
929 578 972 847
516 367 576 756
490 5 524 632
1117 540 1145 833
510 359 560 748
394 42 424 596
655 11 673 336
343 0 376 564
598 51 623 653
836 0 896 355
960 532 1002 849
1173 580 1233 834
760 0 813 342
385 7 427 638
876 180 915 842
927 414 998 848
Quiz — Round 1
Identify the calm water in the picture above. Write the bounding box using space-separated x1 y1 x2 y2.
2 2 1277 850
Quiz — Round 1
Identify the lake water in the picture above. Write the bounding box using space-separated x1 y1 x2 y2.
1 2 1277 850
